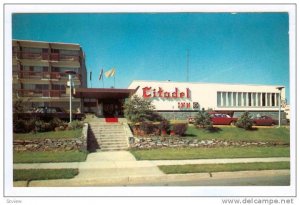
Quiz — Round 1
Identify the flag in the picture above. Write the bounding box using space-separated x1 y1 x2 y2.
99 68 103 80
105 68 116 78
90 71 92 81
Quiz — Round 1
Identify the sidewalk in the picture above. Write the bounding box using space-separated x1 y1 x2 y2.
13 151 290 187
13 157 290 170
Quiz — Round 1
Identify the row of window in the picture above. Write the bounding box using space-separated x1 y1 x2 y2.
13 46 79 55
217 92 280 107
13 65 79 73
22 83 66 91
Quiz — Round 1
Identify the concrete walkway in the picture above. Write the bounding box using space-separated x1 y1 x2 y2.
13 151 290 187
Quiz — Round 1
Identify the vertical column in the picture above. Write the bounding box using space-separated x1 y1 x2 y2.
231 92 234 107
236 92 239 107
241 92 244 106
226 92 229 107
275 93 278 107
221 92 223 107
255 93 258 106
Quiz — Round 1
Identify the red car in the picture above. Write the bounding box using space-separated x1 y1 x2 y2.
251 116 276 126
210 113 238 125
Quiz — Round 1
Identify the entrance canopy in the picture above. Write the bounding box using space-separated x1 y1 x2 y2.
74 88 137 99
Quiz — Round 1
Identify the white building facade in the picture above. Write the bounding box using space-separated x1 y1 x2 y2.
128 80 286 120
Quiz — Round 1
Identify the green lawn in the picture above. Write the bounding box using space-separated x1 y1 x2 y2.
159 162 290 174
14 129 82 140
130 147 290 160
14 151 87 163
186 126 290 144
13 169 79 181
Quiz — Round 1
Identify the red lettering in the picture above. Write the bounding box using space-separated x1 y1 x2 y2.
164 92 170 98
187 88 191 98
141 87 191 99
153 89 157 97
172 88 179 98
142 87 152 98
186 103 190 108
158 87 163 97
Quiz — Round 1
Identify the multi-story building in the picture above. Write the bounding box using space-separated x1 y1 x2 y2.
12 39 87 112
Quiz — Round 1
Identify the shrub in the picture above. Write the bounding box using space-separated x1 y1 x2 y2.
123 95 156 123
139 122 159 135
172 123 188 136
68 120 83 130
236 111 253 130
159 120 170 132
35 120 52 132
13 119 27 133
13 119 36 133
50 117 65 130
194 109 213 129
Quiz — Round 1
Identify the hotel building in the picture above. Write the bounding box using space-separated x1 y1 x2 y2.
12 39 87 111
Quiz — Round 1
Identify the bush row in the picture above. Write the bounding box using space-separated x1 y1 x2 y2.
132 121 188 137
13 118 83 133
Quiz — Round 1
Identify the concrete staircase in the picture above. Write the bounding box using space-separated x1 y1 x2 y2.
88 121 129 152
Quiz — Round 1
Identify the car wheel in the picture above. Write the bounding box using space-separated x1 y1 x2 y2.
230 121 236 126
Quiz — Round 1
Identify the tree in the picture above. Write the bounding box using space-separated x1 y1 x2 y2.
194 108 213 129
235 111 253 130
123 95 156 124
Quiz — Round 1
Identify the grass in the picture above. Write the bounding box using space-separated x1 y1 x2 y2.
13 129 82 140
13 169 79 181
159 162 290 174
185 126 290 144
14 151 88 163
130 147 290 160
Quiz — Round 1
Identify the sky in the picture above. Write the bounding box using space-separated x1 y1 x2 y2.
12 13 290 101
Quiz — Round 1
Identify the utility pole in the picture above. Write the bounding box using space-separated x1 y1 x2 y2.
186 49 190 82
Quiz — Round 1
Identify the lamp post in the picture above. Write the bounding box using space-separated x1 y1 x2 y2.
276 86 284 128
65 70 77 123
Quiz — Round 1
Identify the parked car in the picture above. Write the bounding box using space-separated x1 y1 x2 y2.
14 106 85 121
210 113 238 125
251 115 276 126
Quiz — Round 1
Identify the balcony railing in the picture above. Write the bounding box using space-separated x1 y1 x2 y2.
18 89 67 98
13 51 80 62
13 71 82 82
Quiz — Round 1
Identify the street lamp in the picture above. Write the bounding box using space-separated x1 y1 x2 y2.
65 70 77 123
276 86 284 128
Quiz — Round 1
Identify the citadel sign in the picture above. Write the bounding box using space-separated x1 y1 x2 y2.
142 87 191 99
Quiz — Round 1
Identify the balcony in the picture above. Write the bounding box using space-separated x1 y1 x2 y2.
14 71 82 82
18 89 67 98
13 51 80 62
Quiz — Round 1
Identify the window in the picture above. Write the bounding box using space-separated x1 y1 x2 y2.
276 93 280 106
252 93 256 106
257 93 261 106
217 92 221 107
266 93 270 106
233 92 237 106
271 93 275 107
222 92 226 106
36 84 49 90
242 93 247 106
238 92 242 106
248 93 252 106
228 92 232 106
262 93 266 106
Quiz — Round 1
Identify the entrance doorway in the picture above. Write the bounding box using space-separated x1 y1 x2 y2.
101 99 124 117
